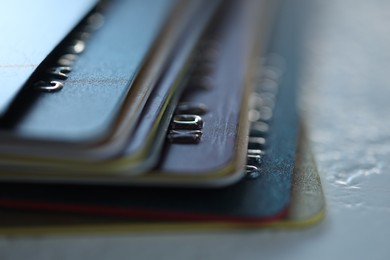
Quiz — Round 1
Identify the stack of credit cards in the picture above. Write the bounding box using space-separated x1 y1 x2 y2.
0 0 325 233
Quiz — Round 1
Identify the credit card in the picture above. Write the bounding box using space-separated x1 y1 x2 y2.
116 0 296 186
0 126 325 235
0 0 220 162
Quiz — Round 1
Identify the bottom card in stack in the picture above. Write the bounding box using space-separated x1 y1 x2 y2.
0 129 324 235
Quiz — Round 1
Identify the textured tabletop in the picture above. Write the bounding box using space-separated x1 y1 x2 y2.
1 0 390 259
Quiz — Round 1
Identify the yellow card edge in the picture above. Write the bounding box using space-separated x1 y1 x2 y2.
0 209 325 236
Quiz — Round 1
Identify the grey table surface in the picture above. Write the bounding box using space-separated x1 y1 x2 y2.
1 0 390 259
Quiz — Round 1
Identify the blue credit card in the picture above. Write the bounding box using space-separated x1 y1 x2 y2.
0 0 176 143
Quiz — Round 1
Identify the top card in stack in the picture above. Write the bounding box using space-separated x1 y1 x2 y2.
0 0 222 177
